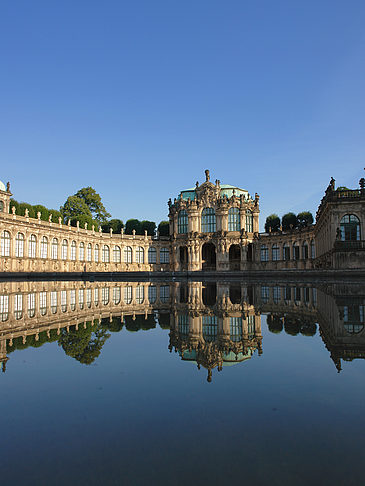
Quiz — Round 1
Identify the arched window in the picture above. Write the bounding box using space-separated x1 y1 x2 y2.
124 286 132 304
148 285 157 304
136 286 144 304
39 291 47 316
50 291 57 314
201 208 216 233
113 245 121 263
178 210 188 234
102 287 109 305
136 247 144 264
87 243 92 262
94 244 99 262
124 246 132 263
302 242 309 259
202 315 217 342
27 293 35 318
14 294 23 320
272 244 280 261
15 233 24 258
61 290 67 312
51 238 58 259
293 243 300 260
102 245 110 263
340 214 361 241
0 201 4 212
0 295 9 322
70 289 76 310
28 234 37 258
230 317 243 342
94 287 99 306
260 245 269 262
1 231 11 257
160 248 169 264
246 210 253 232
113 287 121 304
61 239 68 260
283 243 290 261
160 285 170 303
79 289 84 309
70 241 76 261
79 242 85 261
228 207 240 231
40 236 48 259
310 240 315 259
148 247 156 263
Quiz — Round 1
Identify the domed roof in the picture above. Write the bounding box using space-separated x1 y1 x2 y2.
0 180 6 192
180 184 249 201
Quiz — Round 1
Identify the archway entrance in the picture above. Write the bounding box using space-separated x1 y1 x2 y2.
180 246 188 270
229 244 241 270
247 243 253 262
202 243 216 271
202 283 217 306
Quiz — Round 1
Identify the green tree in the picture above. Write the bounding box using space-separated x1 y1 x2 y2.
158 221 170 236
125 219 142 235
101 219 124 233
282 212 298 231
297 211 314 228
48 208 62 222
9 198 19 214
60 195 92 223
33 204 49 221
141 220 156 236
265 214 280 233
74 187 111 223
18 202 36 218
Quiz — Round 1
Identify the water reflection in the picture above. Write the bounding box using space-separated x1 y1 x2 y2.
0 280 364 378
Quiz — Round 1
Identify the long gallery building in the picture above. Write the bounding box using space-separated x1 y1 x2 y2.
0 170 364 273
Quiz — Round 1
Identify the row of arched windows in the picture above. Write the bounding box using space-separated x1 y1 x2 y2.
177 208 253 234
0 285 171 321
0 231 170 264
260 241 315 262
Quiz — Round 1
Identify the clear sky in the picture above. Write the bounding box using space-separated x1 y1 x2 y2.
1 0 364 230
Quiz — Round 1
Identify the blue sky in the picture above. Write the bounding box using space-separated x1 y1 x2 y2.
1 0 364 229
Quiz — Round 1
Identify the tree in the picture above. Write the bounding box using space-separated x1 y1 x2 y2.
158 221 170 236
282 212 298 231
9 199 19 214
125 219 142 235
60 195 92 222
101 219 124 233
18 202 36 218
74 187 111 223
265 214 280 233
297 211 314 228
33 204 49 221
141 220 156 236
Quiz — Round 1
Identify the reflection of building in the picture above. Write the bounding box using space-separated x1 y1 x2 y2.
0 171 364 272
169 281 262 382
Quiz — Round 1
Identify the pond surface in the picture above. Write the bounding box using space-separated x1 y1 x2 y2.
1 280 365 486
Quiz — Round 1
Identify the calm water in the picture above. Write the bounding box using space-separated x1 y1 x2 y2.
1 280 365 486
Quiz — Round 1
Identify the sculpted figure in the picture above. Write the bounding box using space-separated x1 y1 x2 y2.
205 169 210 182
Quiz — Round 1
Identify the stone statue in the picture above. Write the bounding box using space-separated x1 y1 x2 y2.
6 182 10 192
336 227 341 240
330 177 335 190
205 169 210 182
196 181 199 188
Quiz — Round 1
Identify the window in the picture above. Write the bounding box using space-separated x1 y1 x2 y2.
260 245 269 262
136 247 144 264
79 289 84 309
102 245 110 263
94 287 99 306
14 294 23 320
113 287 121 305
124 286 132 304
178 210 188 234
79 242 85 262
160 248 169 264
28 234 37 258
228 207 240 231
302 242 309 259
94 244 99 262
178 314 189 338
294 287 301 303
261 286 269 303
51 238 58 259
102 287 110 305
272 244 280 261
70 241 76 261
246 210 253 232
283 244 290 261
148 247 157 264
160 285 170 303
15 233 24 258
113 246 121 263
0 295 9 321
340 214 361 241
61 240 68 260
86 288 92 308
39 292 47 315
51 291 57 314
247 315 255 338
202 316 217 342
230 317 242 342
40 236 48 259
1 231 11 257
136 286 144 304
273 286 281 303
284 286 291 302
148 285 157 304
70 290 76 310
87 243 92 262
61 290 67 312
310 240 315 259
0 201 3 212
27 293 35 317
201 208 216 233
293 244 300 260
124 246 132 263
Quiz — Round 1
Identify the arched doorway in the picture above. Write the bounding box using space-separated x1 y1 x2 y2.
229 244 241 270
202 283 217 306
180 246 188 270
229 285 241 304
202 243 216 271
